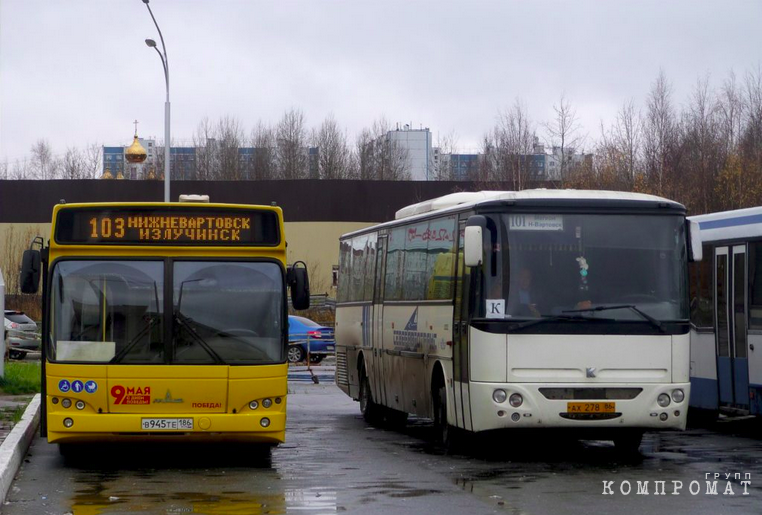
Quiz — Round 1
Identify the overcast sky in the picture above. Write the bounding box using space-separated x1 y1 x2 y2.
1 0 760 165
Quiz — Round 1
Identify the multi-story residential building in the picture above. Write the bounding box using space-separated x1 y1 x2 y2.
384 126 434 180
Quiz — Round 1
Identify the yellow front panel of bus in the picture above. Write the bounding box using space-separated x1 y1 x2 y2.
46 363 288 443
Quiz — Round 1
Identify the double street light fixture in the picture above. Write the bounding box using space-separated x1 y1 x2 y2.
142 0 170 202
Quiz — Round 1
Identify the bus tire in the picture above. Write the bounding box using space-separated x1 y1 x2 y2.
434 385 456 449
613 431 643 455
359 371 383 425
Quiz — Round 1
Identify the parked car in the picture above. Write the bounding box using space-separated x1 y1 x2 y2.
287 315 335 364
4 310 40 360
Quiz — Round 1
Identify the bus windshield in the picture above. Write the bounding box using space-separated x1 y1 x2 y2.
480 213 688 322
50 260 284 364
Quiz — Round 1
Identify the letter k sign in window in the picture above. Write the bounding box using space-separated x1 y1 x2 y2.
486 299 505 319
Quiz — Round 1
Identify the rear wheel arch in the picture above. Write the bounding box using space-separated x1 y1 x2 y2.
430 361 447 418
356 350 367 378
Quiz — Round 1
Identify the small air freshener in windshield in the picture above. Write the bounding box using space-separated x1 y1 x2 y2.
576 256 589 292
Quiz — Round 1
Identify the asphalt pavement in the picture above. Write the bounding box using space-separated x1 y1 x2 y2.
2 373 761 514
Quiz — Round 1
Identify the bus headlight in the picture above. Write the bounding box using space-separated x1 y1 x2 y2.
509 393 524 408
657 393 671 407
671 389 685 403
63 418 74 428
75 400 85 410
260 417 270 428
62 399 72 409
249 401 259 410
492 389 507 403
262 398 272 408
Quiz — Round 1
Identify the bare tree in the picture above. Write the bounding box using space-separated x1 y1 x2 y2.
84 143 103 178
193 117 219 180
642 70 676 195
216 116 245 180
276 108 308 179
613 99 641 183
9 158 30 180
719 71 743 153
352 119 410 180
500 99 536 189
29 139 58 180
314 115 350 179
60 147 86 179
354 128 375 180
432 130 459 180
250 121 277 180
545 94 583 185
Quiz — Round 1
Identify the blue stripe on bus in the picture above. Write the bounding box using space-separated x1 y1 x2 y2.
699 213 762 230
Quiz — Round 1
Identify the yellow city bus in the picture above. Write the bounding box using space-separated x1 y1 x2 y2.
20 199 310 451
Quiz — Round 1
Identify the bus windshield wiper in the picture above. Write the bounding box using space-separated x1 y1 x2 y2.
110 314 160 364
508 314 614 332
174 311 225 364
562 304 665 333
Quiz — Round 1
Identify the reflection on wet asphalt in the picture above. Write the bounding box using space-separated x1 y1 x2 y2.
3 381 762 514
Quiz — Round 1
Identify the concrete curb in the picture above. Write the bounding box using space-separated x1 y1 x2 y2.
0 394 40 506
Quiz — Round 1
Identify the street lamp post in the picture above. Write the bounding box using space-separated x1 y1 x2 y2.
142 0 170 202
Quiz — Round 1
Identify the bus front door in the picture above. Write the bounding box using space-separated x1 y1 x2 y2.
372 235 388 407
452 220 472 431
715 245 751 410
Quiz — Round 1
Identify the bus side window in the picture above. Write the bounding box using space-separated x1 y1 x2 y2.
749 242 762 330
690 244 713 328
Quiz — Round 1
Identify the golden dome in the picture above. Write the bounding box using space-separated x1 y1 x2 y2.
125 135 147 164
101 168 114 179
116 170 125 180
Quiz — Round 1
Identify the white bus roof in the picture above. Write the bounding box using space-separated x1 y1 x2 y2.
341 189 680 240
395 189 677 220
689 206 762 243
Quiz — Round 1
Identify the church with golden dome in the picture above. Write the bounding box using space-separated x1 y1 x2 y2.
102 120 160 180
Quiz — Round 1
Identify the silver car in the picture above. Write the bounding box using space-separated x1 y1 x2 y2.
4 310 40 360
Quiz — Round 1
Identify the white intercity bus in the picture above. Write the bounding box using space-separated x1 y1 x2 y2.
335 190 702 452
688 206 762 419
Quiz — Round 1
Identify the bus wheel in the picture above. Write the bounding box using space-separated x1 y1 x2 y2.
613 432 643 455
434 385 454 448
287 346 305 363
359 373 383 425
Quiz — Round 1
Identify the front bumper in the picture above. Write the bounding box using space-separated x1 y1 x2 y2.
47 410 286 444
467 382 690 432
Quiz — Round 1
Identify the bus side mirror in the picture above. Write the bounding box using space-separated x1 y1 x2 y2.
687 220 702 262
464 226 483 267
288 262 310 310
20 249 41 294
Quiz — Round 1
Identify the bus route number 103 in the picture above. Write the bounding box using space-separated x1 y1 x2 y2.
90 217 125 239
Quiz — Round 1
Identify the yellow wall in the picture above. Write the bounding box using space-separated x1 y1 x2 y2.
0 221 374 297
285 222 376 295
